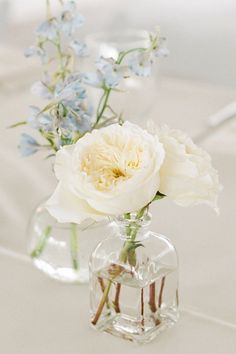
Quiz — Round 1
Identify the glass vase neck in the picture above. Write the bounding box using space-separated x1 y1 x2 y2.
113 212 152 241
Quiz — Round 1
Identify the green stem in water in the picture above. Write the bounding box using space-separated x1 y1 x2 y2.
70 223 79 271
30 225 52 258
91 279 113 325
92 209 146 325
158 276 166 308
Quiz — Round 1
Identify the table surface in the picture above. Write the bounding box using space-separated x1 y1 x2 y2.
0 46 236 354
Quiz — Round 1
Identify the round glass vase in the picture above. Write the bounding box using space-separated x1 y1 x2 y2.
27 199 109 283
89 212 179 344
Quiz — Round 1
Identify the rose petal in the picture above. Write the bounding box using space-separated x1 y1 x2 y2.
46 182 106 223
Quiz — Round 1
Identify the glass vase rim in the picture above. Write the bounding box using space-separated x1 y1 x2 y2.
112 211 152 228
86 28 150 46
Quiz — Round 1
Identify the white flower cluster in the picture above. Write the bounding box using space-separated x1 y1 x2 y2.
46 122 221 223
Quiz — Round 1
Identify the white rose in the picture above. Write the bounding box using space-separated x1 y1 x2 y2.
156 125 222 211
46 122 165 223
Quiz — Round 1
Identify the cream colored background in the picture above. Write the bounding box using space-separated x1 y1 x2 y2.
0 1 236 353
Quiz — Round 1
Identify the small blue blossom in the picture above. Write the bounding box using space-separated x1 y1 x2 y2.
18 133 40 157
27 106 53 131
60 114 91 138
24 46 48 64
55 73 85 100
60 1 84 36
83 57 126 88
59 99 93 137
35 20 58 40
82 72 103 88
128 52 152 77
154 38 169 57
31 80 53 100
70 40 88 57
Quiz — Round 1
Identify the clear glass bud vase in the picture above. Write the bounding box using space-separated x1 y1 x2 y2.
27 199 108 283
89 212 179 343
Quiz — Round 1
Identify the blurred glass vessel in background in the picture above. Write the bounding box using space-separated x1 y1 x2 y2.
85 30 161 123
27 199 109 283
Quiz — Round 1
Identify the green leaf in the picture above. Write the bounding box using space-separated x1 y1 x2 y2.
8 121 27 128
152 191 166 202
127 243 144 266
38 100 59 115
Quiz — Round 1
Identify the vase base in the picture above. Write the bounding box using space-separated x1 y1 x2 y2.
32 258 89 284
91 311 179 344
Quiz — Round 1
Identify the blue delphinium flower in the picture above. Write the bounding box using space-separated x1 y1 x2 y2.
154 38 169 57
128 51 152 77
31 80 54 100
27 106 53 131
35 19 58 40
24 46 48 64
60 114 91 138
83 72 103 88
59 98 93 137
128 34 169 77
70 40 88 57
18 133 40 157
83 57 126 88
60 1 84 36
55 73 86 100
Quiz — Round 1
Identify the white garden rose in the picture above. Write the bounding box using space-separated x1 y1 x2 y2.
156 125 222 211
46 122 165 223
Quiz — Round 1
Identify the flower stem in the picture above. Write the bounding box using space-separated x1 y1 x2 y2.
140 288 145 330
149 282 157 313
176 289 179 307
46 0 52 20
113 283 121 313
98 277 110 309
91 279 113 325
30 225 52 258
70 223 79 271
116 47 145 65
149 281 161 326
158 276 166 308
94 88 112 128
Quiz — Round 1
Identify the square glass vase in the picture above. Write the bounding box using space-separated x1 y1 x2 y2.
89 213 179 344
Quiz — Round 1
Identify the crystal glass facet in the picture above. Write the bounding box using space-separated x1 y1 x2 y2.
89 213 179 343
27 199 109 283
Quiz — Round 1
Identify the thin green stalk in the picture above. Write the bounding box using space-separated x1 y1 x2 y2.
31 225 52 258
56 41 67 81
93 46 149 130
94 88 112 128
70 223 79 271
39 130 58 152
46 0 52 20
96 90 107 118
116 47 145 65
